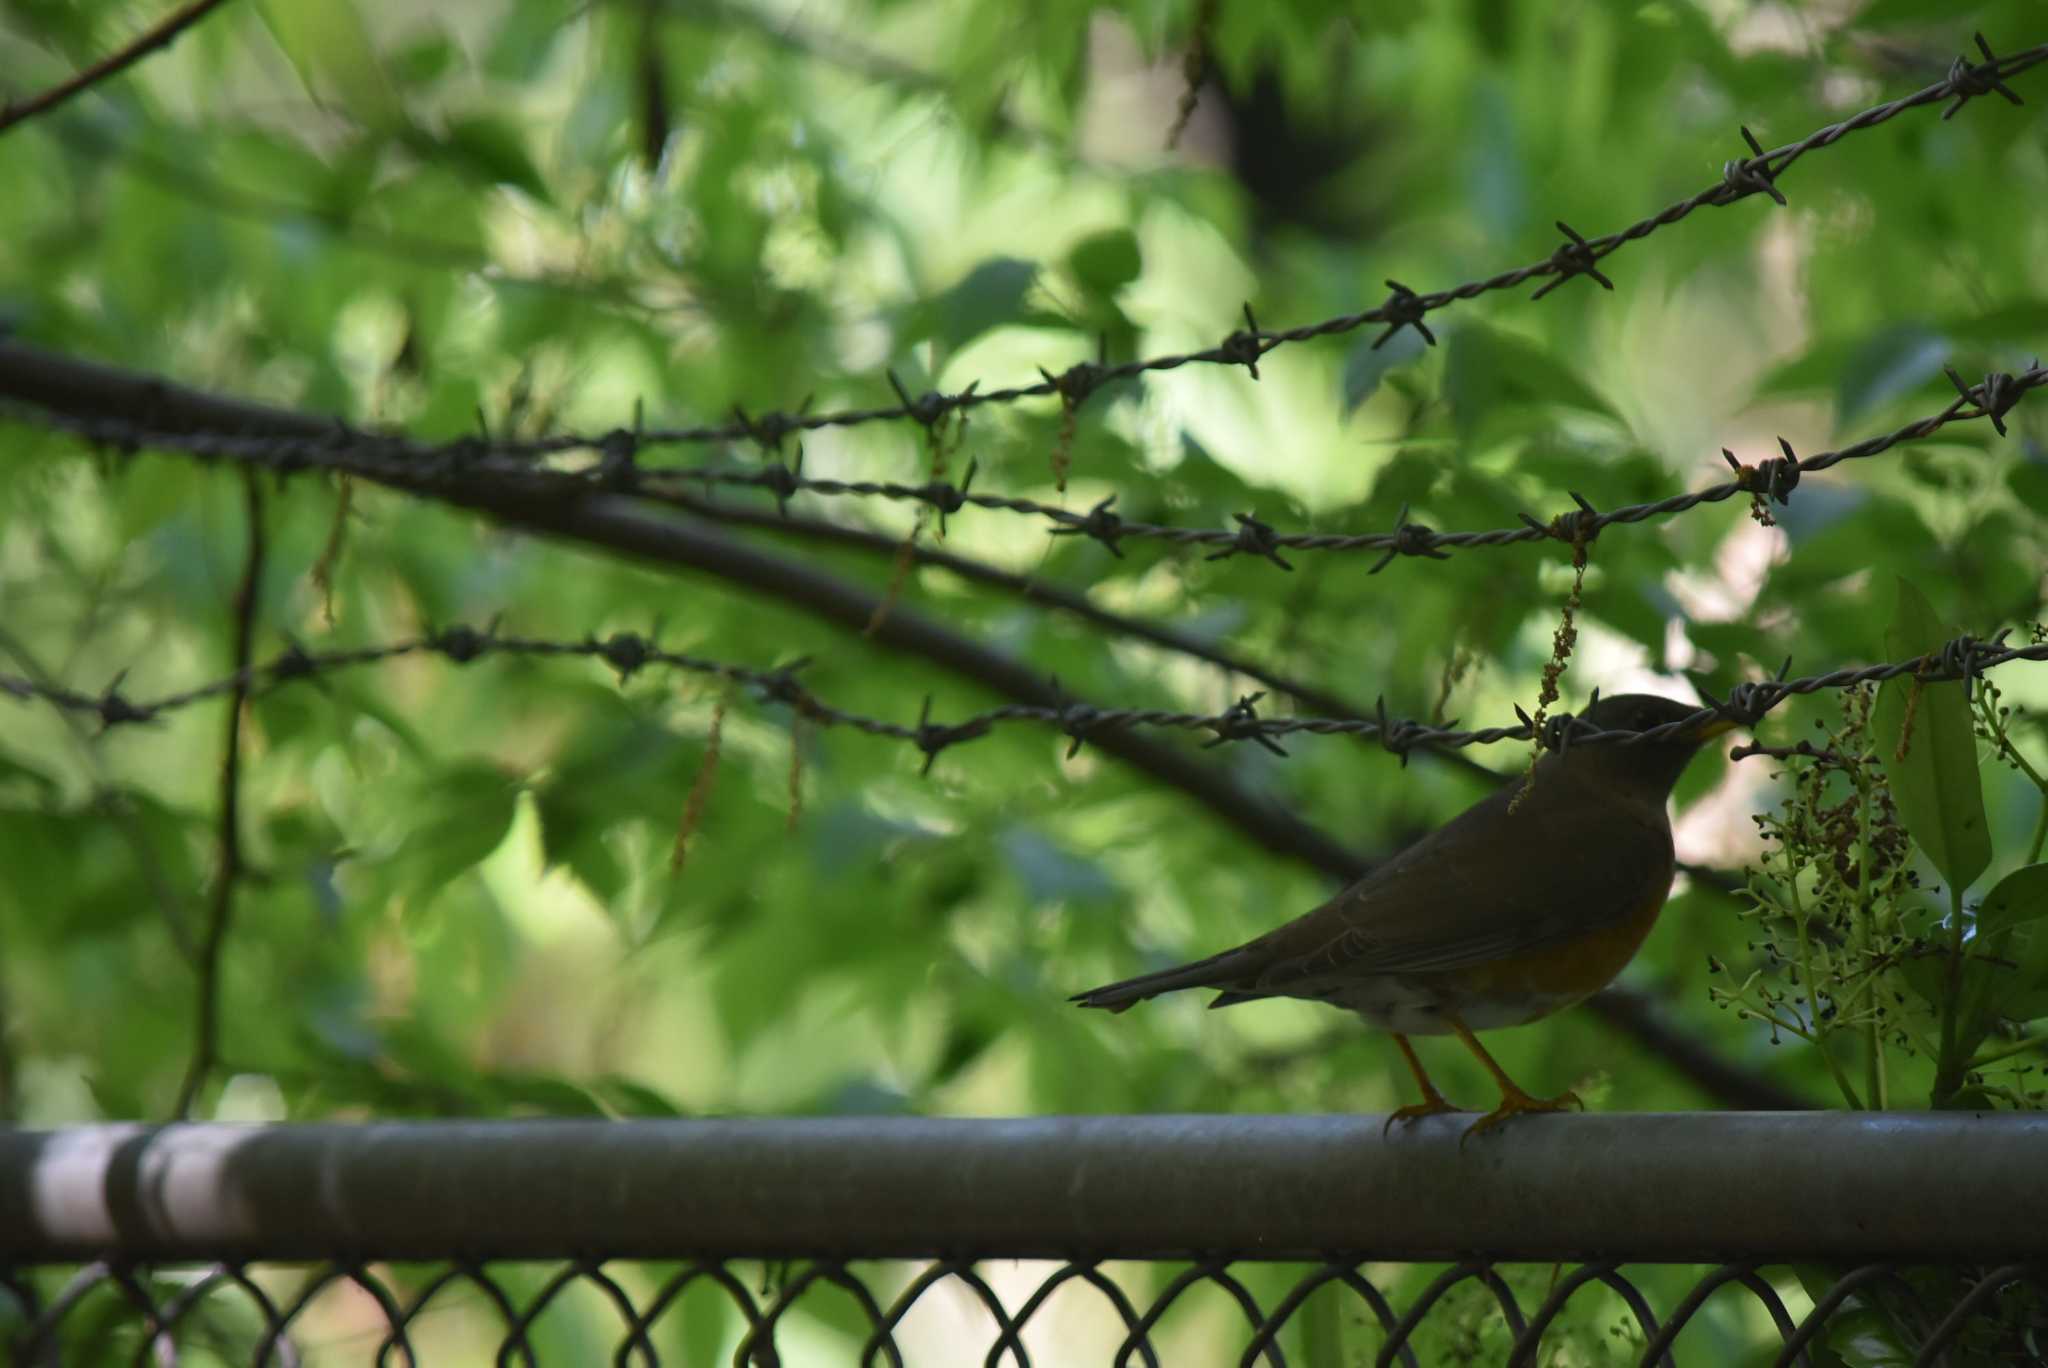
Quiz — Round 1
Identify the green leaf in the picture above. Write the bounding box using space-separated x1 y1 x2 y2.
1067 229 1141 295
1296 1278 1354 1368
1959 863 2048 1042
437 115 552 203
483 0 571 80
998 827 1117 904
0 750 59 801
2008 458 2048 514
918 257 1036 353
256 0 403 130
1836 325 1949 429
1874 578 1989 895
593 1076 686 1118
1976 864 2048 938
1342 328 1425 413
394 762 519 907
1443 323 1616 443
1792 1265 1911 1368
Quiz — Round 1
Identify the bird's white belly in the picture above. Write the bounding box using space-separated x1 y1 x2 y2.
1313 978 1590 1035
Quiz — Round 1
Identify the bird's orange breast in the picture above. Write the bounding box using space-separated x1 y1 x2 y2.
1452 879 1672 1003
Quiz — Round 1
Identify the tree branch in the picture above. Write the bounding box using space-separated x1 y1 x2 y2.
0 0 238 136
172 472 264 1119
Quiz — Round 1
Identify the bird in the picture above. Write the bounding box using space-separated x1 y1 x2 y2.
1071 693 1736 1138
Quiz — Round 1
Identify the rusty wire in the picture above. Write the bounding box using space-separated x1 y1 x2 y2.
196 33 2033 466
1 1254 2038 1366
4 621 2041 770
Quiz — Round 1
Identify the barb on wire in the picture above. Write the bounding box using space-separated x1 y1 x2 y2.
622 363 2035 565
6 623 2042 771
168 35 2033 465
13 363 2035 573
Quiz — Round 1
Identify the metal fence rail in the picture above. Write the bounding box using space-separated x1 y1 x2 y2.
2 1116 2044 1365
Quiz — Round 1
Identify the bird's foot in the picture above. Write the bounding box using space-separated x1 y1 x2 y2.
1459 1087 1582 1145
1382 1094 1468 1137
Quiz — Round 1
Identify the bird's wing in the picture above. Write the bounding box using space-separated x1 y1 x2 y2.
1240 776 1674 992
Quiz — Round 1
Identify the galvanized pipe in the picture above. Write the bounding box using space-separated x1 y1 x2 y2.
0 1114 2038 1265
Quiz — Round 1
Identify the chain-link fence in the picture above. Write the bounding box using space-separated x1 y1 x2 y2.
4 1115 2043 1365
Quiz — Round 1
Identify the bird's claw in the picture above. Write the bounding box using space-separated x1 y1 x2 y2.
1382 1096 1468 1137
1459 1088 1582 1146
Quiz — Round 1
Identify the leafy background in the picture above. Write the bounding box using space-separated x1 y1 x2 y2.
1 0 2044 1361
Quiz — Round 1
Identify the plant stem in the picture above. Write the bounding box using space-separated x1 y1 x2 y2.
1969 1033 2048 1071
1984 692 2048 865
1788 866 1864 1109
1935 881 1968 1105
1855 768 1886 1110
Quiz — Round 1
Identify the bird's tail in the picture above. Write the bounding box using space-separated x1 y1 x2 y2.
1069 946 1259 1012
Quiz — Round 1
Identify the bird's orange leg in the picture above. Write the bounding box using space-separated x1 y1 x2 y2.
1450 1019 1581 1140
1382 1033 1468 1135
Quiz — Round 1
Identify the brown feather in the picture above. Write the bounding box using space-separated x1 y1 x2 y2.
1070 693 1723 1013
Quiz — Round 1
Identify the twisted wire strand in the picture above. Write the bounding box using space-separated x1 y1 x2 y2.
5 622 2038 766
286 36 2042 462
6 362 2034 574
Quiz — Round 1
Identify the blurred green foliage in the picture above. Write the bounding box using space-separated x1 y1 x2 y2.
1 0 2045 1361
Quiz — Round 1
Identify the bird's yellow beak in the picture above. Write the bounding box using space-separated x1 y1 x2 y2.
1695 715 1741 741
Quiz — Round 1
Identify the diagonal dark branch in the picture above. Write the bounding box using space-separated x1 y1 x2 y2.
171 473 264 1120
0 341 1814 1109
0 342 1364 873
0 0 238 136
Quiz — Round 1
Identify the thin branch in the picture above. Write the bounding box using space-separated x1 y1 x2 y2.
0 970 14 1123
0 0 238 136
172 474 265 1120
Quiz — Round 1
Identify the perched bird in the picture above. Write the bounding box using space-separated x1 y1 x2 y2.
1072 693 1735 1137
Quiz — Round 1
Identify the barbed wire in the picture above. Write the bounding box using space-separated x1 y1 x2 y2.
571 362 2043 567
9 361 2033 575
284 33 2037 463
5 621 2041 770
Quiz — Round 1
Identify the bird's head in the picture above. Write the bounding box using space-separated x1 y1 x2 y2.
1546 691 1738 799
